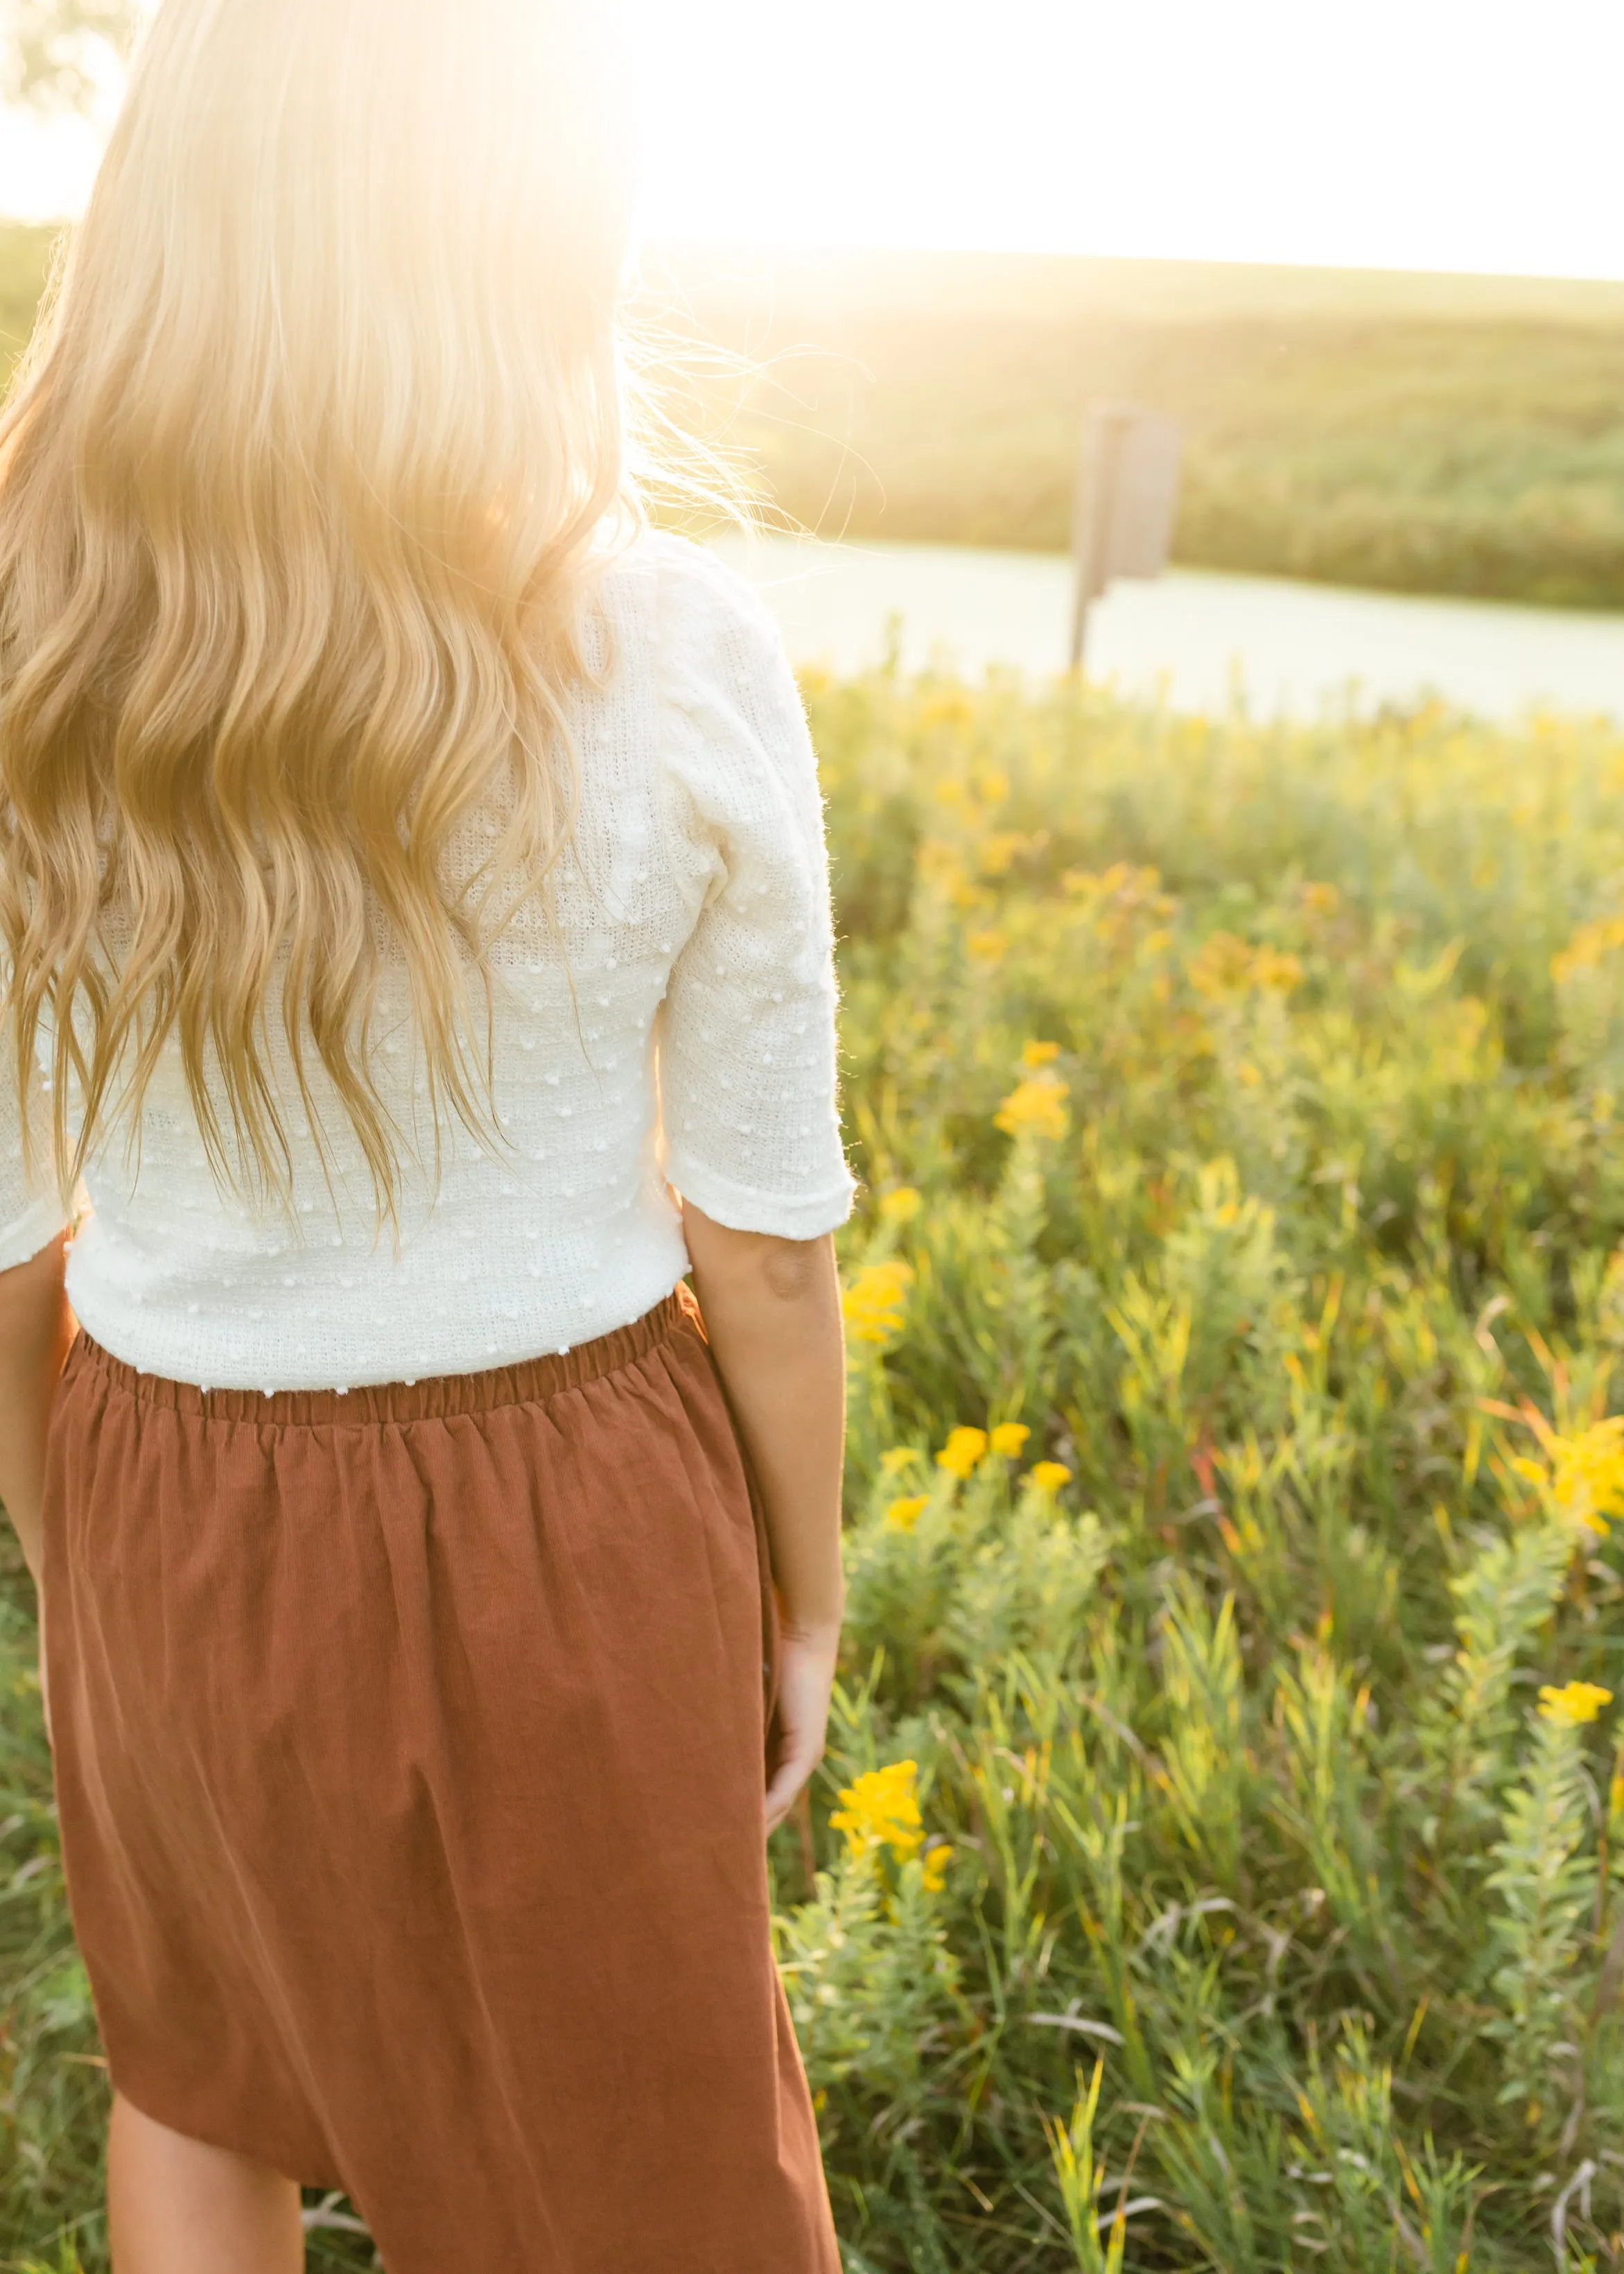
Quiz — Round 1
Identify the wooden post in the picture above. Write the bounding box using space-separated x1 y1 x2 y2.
1069 406 1126 672
1069 403 1184 674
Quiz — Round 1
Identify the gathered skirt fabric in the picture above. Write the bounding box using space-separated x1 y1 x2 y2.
42 1288 839 2274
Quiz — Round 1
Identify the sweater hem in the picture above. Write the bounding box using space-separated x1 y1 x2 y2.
665 1152 856 1242
62 1263 695 1398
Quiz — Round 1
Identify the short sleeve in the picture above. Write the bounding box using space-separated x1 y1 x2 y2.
655 541 856 1240
0 984 71 1271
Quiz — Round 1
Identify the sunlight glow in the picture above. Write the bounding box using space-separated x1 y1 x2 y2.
6 0 1624 278
625 0 1624 277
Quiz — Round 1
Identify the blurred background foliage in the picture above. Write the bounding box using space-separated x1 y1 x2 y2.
642 241 1624 609
0 0 137 109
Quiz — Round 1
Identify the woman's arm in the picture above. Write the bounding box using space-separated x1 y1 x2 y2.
680 1201 845 1835
0 1232 75 1586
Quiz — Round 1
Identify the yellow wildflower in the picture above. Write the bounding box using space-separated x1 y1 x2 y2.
1538 1681 1614 1728
829 1760 924 1861
977 831 1027 878
1548 1418 1624 1534
1552 915 1624 987
1189 933 1302 1001
1029 1461 1072 1495
1188 931 1255 999
1021 1040 1061 1068
920 1843 950 1893
885 1494 929 1531
976 767 1011 804
880 1446 922 1476
841 1260 914 1348
1514 1415 1624 1535
1063 861 1166 906
937 1426 989 1479
988 1423 1031 1457
967 928 1008 964
1251 946 1304 994
918 838 969 893
879 1186 922 1226
995 1075 1069 1141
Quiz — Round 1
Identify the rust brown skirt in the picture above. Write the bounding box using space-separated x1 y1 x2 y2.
42 1287 839 2274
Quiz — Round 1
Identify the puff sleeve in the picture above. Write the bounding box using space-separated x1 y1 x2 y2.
656 542 856 1240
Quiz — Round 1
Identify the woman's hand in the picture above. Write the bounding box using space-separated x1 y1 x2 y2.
765 1618 841 1835
678 1201 847 1837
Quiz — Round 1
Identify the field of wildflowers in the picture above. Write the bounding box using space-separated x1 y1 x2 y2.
6 666 1624 2265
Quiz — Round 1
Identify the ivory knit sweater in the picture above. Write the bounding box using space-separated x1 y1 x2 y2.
0 535 855 1391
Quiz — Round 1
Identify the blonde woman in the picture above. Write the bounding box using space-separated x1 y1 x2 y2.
0 1 853 2266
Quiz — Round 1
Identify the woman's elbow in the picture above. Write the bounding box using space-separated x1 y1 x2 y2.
681 1204 835 1308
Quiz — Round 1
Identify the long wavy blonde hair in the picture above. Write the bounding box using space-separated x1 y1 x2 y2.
0 0 643 1220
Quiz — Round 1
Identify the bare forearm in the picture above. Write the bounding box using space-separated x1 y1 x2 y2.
680 1204 846 1636
0 1235 74 1584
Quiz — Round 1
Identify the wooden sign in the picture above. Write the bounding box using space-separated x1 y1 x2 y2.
1069 403 1184 669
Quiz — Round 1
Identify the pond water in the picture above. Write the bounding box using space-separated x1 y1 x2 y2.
710 532 1624 725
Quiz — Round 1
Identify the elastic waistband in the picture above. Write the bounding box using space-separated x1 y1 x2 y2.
66 1287 704 1429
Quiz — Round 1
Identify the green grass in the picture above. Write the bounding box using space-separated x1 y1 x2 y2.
10 667 1624 2263
0 1536 107 2272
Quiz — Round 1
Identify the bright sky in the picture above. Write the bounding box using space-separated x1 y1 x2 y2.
6 0 1624 279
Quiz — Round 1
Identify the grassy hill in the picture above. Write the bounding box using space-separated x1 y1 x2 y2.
644 242 1624 609
10 219 1624 607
